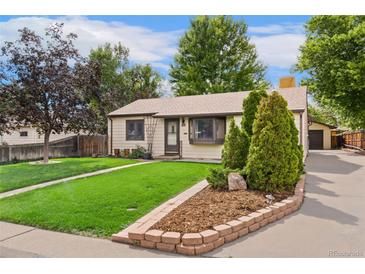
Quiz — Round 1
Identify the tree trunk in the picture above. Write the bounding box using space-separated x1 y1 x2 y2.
43 131 50 164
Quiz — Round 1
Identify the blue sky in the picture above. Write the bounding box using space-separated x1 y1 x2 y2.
0 15 310 94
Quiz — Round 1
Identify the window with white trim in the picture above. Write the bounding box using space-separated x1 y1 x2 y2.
126 120 145 141
189 117 226 144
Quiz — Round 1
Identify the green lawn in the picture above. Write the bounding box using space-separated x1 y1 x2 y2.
0 157 137 193
0 161 218 237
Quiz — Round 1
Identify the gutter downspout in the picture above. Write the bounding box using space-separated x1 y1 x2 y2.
299 113 303 145
109 117 113 155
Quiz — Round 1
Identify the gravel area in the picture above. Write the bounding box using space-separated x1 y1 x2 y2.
152 186 291 233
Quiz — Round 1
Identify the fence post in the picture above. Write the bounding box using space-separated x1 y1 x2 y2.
77 135 81 157
8 145 12 162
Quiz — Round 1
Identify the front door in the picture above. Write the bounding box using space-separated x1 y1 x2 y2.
165 119 180 155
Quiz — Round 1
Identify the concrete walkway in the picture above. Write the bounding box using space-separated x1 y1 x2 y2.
0 161 155 199
1 150 364 257
0 222 175 258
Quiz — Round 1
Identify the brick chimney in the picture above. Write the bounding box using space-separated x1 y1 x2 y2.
279 76 296 88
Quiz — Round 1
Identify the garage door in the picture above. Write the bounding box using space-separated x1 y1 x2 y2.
309 130 324 149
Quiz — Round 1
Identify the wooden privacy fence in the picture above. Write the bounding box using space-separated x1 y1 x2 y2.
342 130 365 150
0 135 108 163
77 135 108 157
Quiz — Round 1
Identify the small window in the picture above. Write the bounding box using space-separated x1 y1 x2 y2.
20 131 28 137
126 120 145 141
189 117 226 144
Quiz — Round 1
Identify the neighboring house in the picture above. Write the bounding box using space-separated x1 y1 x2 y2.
108 87 308 160
0 126 79 145
308 116 337 150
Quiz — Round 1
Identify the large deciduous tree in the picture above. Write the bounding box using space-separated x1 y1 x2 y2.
0 60 15 136
124 64 161 101
170 16 268 96
0 23 96 163
0 88 13 136
84 43 161 134
83 43 130 134
308 104 340 127
296 16 365 130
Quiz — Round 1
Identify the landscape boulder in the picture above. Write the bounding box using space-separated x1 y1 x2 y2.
228 172 247 191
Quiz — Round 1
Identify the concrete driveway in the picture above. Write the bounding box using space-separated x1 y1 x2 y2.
206 150 365 257
1 150 364 258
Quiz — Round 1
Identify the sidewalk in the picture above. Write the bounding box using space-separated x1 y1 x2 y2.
0 161 155 199
0 222 178 258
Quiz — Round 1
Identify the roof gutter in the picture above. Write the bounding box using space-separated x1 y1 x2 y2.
108 109 305 118
153 111 242 118
107 112 158 118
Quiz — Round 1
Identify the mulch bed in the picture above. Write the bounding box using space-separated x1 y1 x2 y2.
152 186 292 233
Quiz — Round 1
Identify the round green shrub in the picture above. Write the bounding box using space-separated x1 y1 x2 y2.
206 167 229 190
206 167 239 190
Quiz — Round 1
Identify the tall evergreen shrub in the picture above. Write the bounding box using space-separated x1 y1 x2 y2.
246 91 301 192
288 112 304 174
222 118 249 169
241 88 267 138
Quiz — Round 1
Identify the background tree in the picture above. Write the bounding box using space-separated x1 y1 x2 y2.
296 16 365 130
84 44 161 134
246 92 301 193
124 64 161 102
83 43 129 134
308 104 341 127
0 62 16 136
0 89 13 136
222 118 249 169
241 88 267 138
170 16 268 96
0 23 96 163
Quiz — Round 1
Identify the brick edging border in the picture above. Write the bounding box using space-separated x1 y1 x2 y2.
112 175 306 256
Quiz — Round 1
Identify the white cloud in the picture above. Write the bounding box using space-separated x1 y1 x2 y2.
0 16 306 75
248 22 306 69
157 79 174 97
251 33 305 69
150 62 171 71
0 16 180 66
248 23 304 34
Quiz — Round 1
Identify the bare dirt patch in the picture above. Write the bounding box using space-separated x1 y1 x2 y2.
152 186 291 233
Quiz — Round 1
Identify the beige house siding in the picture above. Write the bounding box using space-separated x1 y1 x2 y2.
109 115 237 160
0 127 78 145
309 122 332 149
108 116 165 157
303 108 309 157
292 112 308 158
179 115 242 160
109 113 306 159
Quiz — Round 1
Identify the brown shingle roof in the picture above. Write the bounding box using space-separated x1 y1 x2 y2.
108 87 307 117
